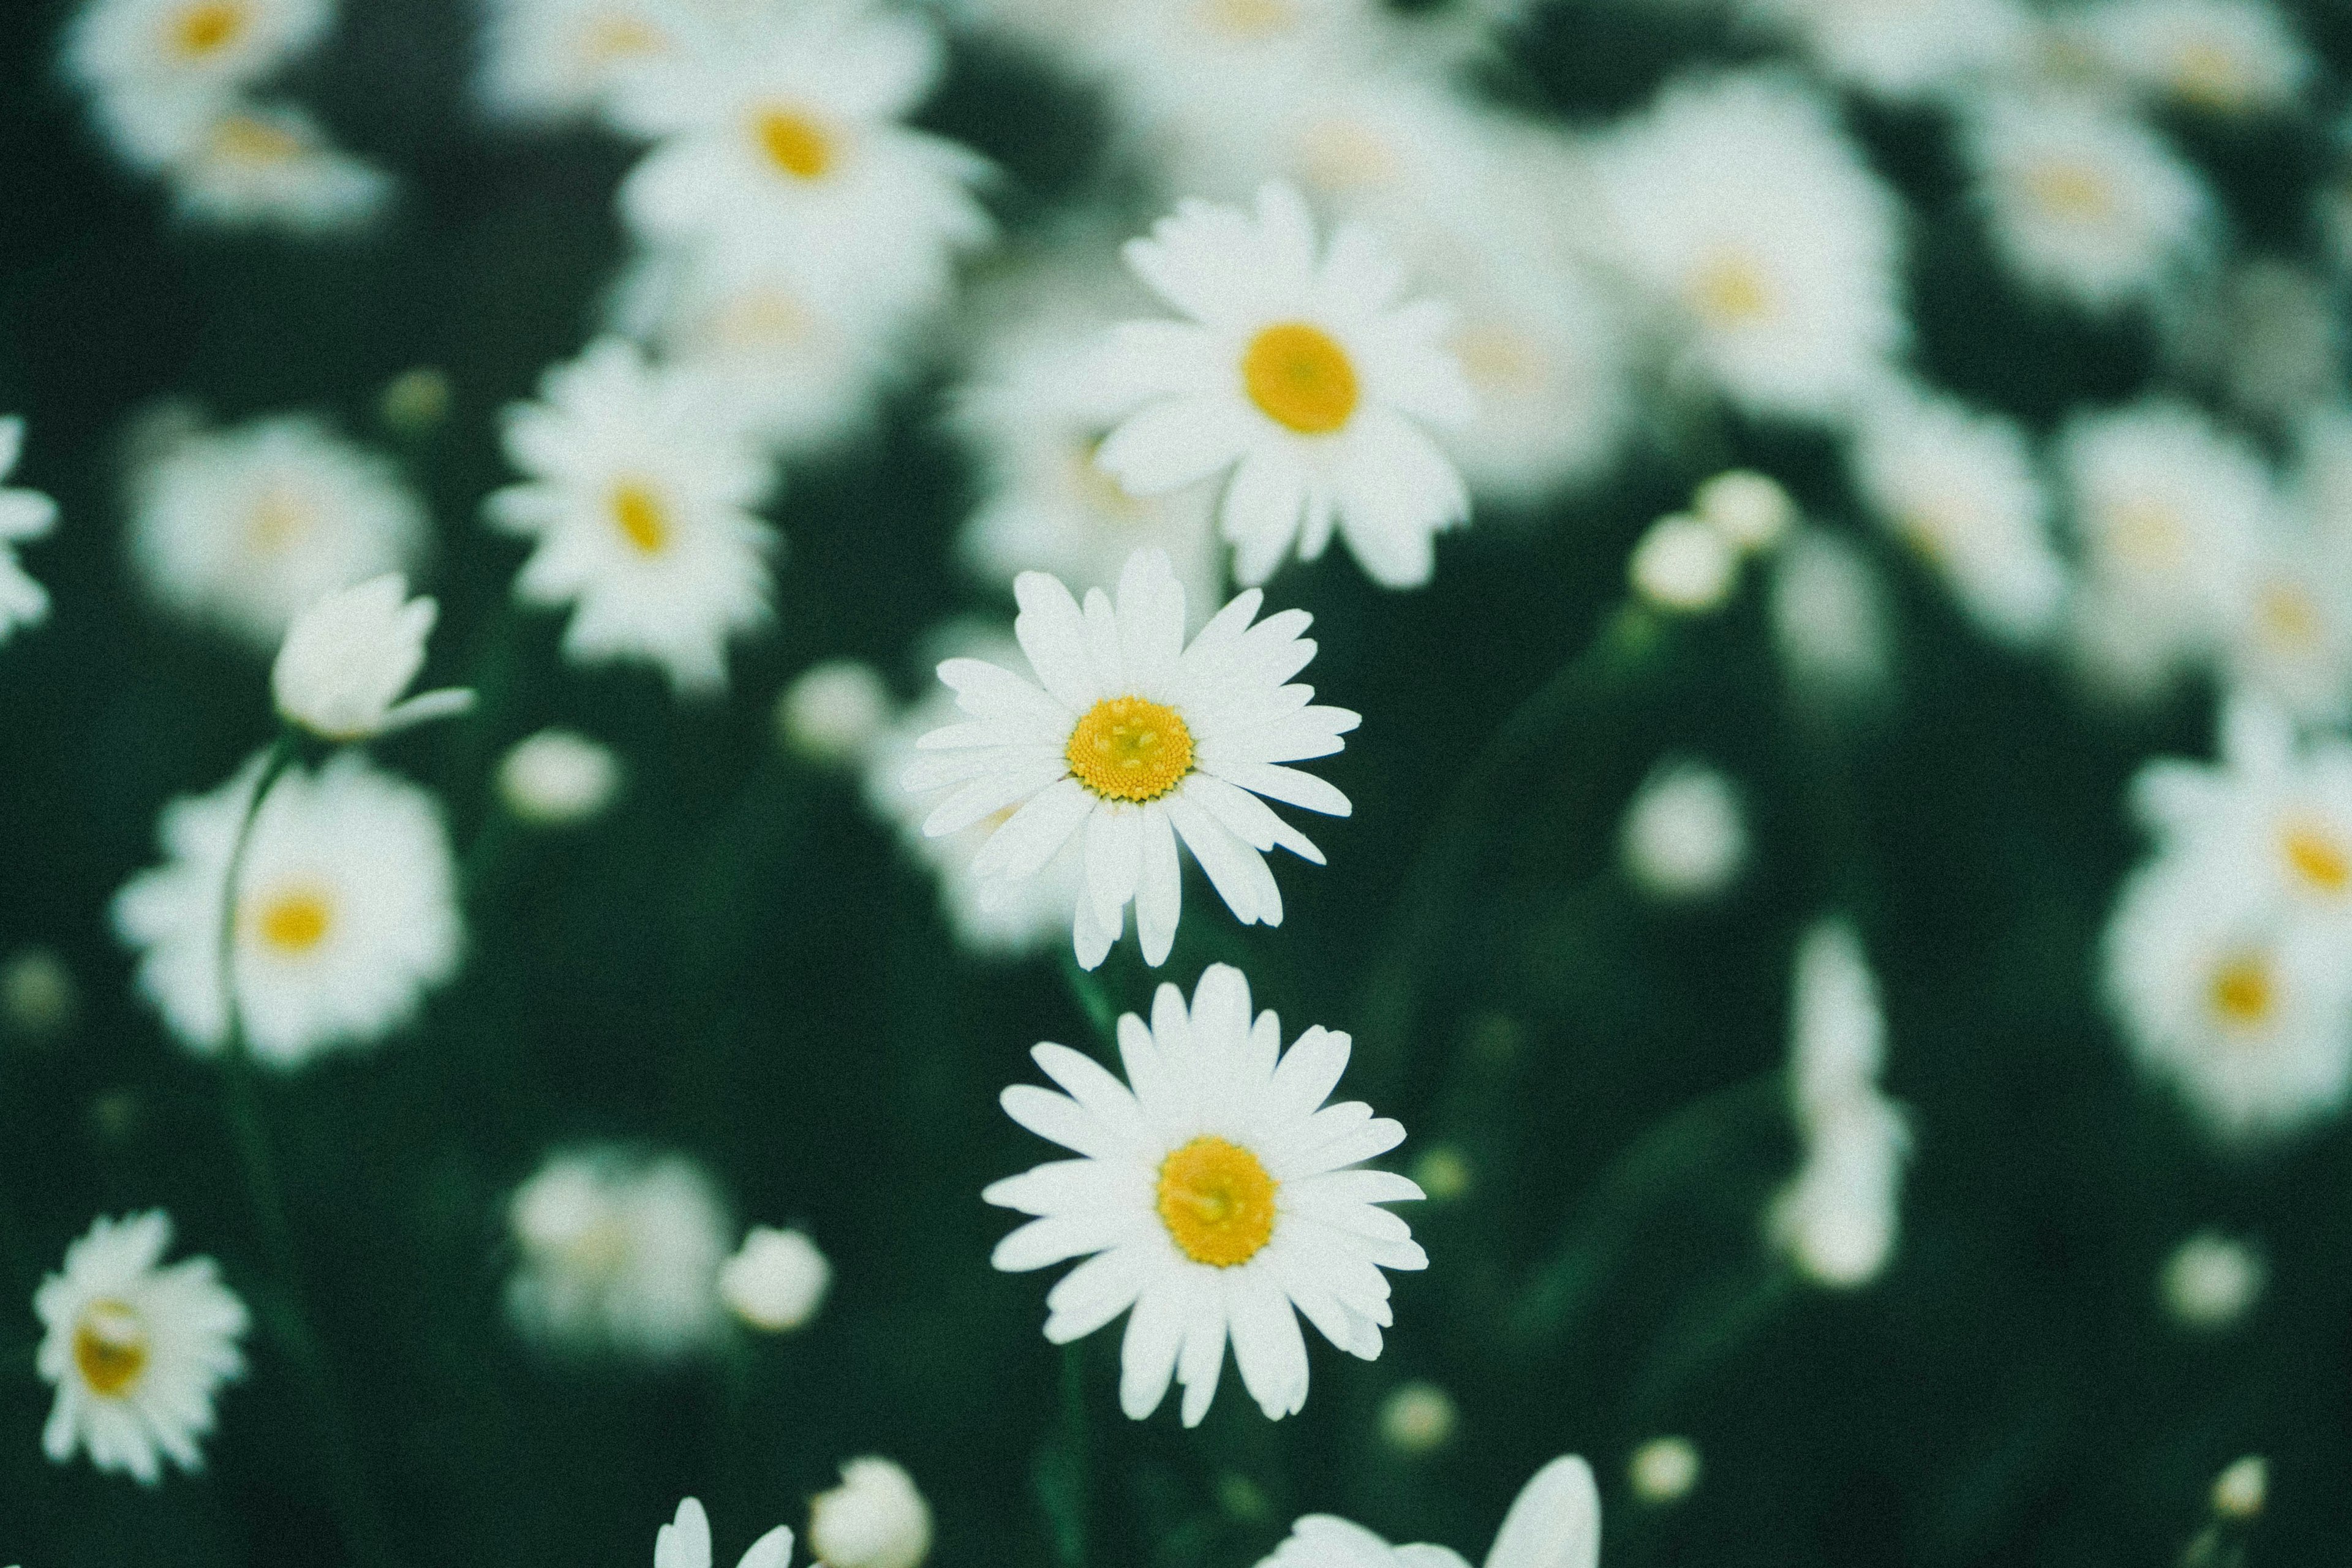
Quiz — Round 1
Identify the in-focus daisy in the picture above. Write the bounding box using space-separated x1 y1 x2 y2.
64 0 331 104
903 549 1356 970
1962 93 2215 314
1092 183 1474 589
488 337 779 698
986 964 1425 1425
34 1211 249 1485
1594 74 1906 423
112 751 463 1068
2081 0 2314 115
0 417 58 643
653 1498 793 1568
1257 1454 1599 1568
506 1147 732 1359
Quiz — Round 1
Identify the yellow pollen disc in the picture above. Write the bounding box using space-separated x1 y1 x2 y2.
1200 0 1294 37
1243 322 1359 435
172 1 245 57
753 108 834 181
247 486 312 552
1451 325 1545 394
2256 582 2321 652
609 481 671 555
2025 162 2114 223
2282 823 2350 894
581 14 663 62
2107 502 2184 570
2209 956 2273 1027
1689 254 1773 326
255 889 334 954
1066 696 1194 802
712 288 810 350
1300 119 1398 192
2172 41 2247 109
212 115 304 165
1157 1136 1278 1267
73 1300 150 1398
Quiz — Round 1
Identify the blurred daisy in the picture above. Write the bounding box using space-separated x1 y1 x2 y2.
1594 74 1906 423
2080 0 2313 115
1619 758 1748 902
985 963 1425 1425
719 1226 830 1332
1963 94 2215 314
34 1211 248 1486
127 412 427 652
64 0 330 104
1093 183 1474 588
1073 0 1397 144
2131 701 2352 927
1849 383 2066 646
780 658 892 767
137 99 393 232
1735 0 2028 101
1771 921 1909 1288
654 1498 793 1568
497 728 624 826
488 337 778 698
112 751 463 1068
903 549 1357 969
0 417 58 643
808 1457 933 1568
478 0 704 124
1258 1454 1599 1568
272 574 474 742
2220 531 2352 726
1769 529 1895 707
507 1148 731 1359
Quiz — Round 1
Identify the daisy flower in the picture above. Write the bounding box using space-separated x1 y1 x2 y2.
64 0 330 105
1093 183 1474 589
127 412 428 652
488 337 779 698
112 750 463 1068
1732 0 2027 101
718 1226 830 1333
1618 758 1749 902
0 417 58 643
506 1147 732 1359
477 0 705 125
34 1211 249 1485
654 1498 793 1568
903 548 1357 970
985 964 1425 1425
2220 530 2352 727
2130 701 2352 929
807 1457 933 1568
1258 1454 1599 1568
1771 921 1909 1288
2081 0 2314 115
135 98 393 233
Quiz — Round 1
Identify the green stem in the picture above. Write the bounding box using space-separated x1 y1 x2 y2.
1034 1341 1090 1568
216 734 405 1568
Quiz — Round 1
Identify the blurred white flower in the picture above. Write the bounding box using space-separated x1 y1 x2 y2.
127 412 427 652
497 728 623 827
1619 758 1748 902
780 659 892 767
112 751 464 1068
506 1148 732 1359
1596 74 1905 423
2211 1456 2267 1519
1376 1381 1457 1454
478 0 703 125
64 0 330 108
2218 530 2352 729
719 1226 831 1333
1093 183 1474 588
1257 1453 1599 1568
272 575 475 741
809 1457 933 1568
488 338 779 698
986 965 1424 1426
1628 1436 1702 1504
2158 1231 2264 1329
34 1211 248 1486
1063 0 1397 145
1629 513 1736 614
2132 701 2352 929
2079 0 2313 115
0 417 58 643
654 1498 794 1568
1773 921 1909 1289
112 96 393 232
1733 0 2028 100
1786 920 1888 1122
1770 528 1895 706
902 549 1356 970
1695 470 1795 557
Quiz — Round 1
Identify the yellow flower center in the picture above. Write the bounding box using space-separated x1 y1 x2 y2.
581 13 663 63
212 115 305 166
1689 253 1773 326
710 287 810 350
1199 0 1294 37
246 485 312 554
1451 325 1545 394
2106 501 2184 570
2024 162 2114 224
1066 696 1194 802
610 481 671 555
172 1 245 58
254 888 334 954
753 108 834 181
72 1300 150 1398
2172 40 2248 109
2255 582 2322 653
2282 823 2350 895
1299 118 1398 192
2209 956 2274 1027
1243 322 1359 435
1156 1136 1278 1267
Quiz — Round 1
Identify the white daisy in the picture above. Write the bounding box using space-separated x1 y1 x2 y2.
653 1498 793 1568
2130 700 2352 929
2220 529 2352 728
1064 0 1399 148
1593 73 1907 423
1848 382 2067 646
64 0 331 104
126 412 428 653
487 337 779 698
1257 1454 1599 1568
1618 758 1748 903
34 1211 249 1486
2080 0 2314 115
1733 0 2029 101
497 727 624 826
2158 1231 2264 1329
271 574 475 741
135 98 394 233
1962 92 2216 315
477 0 705 125
506 1148 731 1359
984 963 1425 1425
1768 528 1895 706
0 417 58 643
807 1457 933 1568
718 1226 830 1333
903 548 1357 970
111 750 464 1068
1093 183 1474 589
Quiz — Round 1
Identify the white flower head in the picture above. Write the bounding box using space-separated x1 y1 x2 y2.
779 658 892 767
1694 470 1795 556
2159 1230 2264 1329
719 1226 831 1333
986 964 1425 1426
904 549 1357 970
2130 699 2352 924
506 1148 732 1359
478 0 702 125
654 1498 794 1568
153 100 394 233
0 417 58 643
1376 1381 1457 1454
808 1457 933 1568
1257 1453 1600 1568
489 337 780 698
1619 759 1748 902
2081 0 2315 115
497 728 623 827
273 574 475 741
1628 1437 1702 1504
34 1210 249 1485
1770 527 1895 706
1093 183 1474 589
64 0 331 102
1629 513 1737 614
112 751 463 1068
2220 529 2352 728
1771 1095 1910 1287
1733 0 2029 100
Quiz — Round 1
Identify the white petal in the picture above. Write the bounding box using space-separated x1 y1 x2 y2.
967 779 1093 878
1135 805 1183 968
1483 1457 1600 1568
1015 571 1099 711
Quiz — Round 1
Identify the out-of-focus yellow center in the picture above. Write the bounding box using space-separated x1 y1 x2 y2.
610 481 671 555
2282 823 2350 894
581 13 663 62
1066 696 1194 802
710 287 810 350
1199 0 1293 37
255 889 334 954
1689 254 1773 325
172 1 245 58
2106 501 2184 570
753 108 834 180
2172 40 2248 109
73 1300 149 1398
247 486 312 553
2024 162 2114 224
1452 325 1545 394
1243 322 1359 435
1300 119 1398 192
212 115 304 165
2209 956 2274 1027
1156 1136 1278 1267
2255 582 2321 652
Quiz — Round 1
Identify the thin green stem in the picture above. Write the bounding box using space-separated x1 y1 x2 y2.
1034 1341 1090 1568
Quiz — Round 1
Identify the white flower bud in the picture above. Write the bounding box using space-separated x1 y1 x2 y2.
1695 470 1794 554
809 1457 932 1568
2160 1232 2265 1331
1628 1436 1702 1503
498 729 622 827
2 947 77 1040
1630 513 1737 614
1377 1381 1457 1454
1770 529 1893 706
273 575 475 741
780 660 891 766
2211 1455 2266 1520
1620 760 1748 901
720 1226 831 1333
